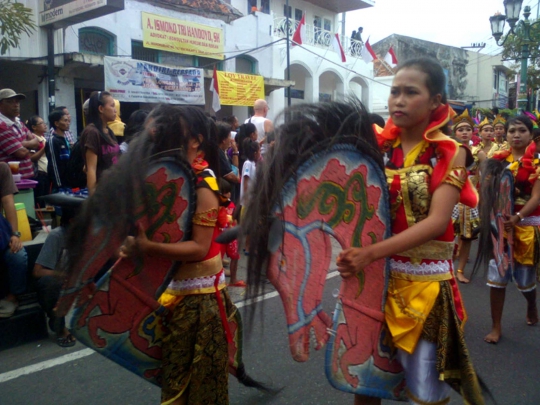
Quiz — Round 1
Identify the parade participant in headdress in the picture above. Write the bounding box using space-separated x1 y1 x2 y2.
472 117 500 160
478 115 540 344
493 114 508 146
64 105 263 404
451 109 479 283
337 58 483 404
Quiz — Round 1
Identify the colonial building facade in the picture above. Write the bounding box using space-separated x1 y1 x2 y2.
1 0 375 133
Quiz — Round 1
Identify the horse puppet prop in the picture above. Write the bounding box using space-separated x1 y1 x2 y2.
55 157 196 385
242 104 407 402
475 159 515 279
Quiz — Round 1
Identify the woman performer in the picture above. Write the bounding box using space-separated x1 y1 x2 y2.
481 115 540 344
493 114 508 147
337 58 483 405
118 106 237 404
472 117 499 162
451 110 480 283
66 105 242 404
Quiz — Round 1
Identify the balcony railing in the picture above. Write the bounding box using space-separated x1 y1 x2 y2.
273 17 364 58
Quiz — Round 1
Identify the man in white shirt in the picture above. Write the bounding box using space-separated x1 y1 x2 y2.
245 99 274 153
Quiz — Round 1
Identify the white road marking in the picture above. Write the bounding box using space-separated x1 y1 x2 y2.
0 270 340 383
0 348 94 383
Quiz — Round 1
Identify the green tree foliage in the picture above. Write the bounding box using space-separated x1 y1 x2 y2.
501 19 540 90
0 0 36 55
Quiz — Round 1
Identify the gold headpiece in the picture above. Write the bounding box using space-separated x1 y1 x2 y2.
493 114 506 127
452 109 474 131
477 116 493 131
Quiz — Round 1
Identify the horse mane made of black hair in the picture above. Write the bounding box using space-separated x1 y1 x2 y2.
472 158 508 278
240 99 382 316
64 104 217 278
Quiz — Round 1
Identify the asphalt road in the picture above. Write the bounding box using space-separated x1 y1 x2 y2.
1 245 539 404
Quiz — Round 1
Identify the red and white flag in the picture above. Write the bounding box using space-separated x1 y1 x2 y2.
384 46 398 67
292 14 306 46
360 38 377 64
331 33 346 63
210 66 220 112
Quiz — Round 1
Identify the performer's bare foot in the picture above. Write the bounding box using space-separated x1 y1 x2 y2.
526 306 538 326
456 270 470 284
484 327 501 344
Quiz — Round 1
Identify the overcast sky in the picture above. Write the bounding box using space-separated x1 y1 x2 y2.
346 0 540 56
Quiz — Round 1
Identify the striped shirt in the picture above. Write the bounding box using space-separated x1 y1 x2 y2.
0 113 35 179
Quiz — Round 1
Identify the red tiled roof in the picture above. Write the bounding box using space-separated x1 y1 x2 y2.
148 0 243 23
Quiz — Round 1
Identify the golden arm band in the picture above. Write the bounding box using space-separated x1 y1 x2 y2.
192 208 218 227
442 166 467 191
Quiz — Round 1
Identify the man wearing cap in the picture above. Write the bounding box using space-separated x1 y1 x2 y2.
0 89 40 179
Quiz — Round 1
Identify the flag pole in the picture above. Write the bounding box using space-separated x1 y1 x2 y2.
286 0 292 109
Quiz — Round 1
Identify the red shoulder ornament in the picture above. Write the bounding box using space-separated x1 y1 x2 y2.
375 105 478 208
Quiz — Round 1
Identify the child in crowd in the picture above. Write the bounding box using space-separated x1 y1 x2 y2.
240 139 260 207
33 206 79 347
240 139 260 256
218 179 244 287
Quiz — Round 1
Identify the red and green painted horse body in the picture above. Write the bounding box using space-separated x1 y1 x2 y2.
267 143 406 400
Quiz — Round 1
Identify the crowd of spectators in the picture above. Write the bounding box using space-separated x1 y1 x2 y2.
0 88 275 345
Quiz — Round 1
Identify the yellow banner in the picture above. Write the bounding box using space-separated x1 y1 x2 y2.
217 72 265 106
142 12 224 60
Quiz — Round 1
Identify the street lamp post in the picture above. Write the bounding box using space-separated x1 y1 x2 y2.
490 1 540 111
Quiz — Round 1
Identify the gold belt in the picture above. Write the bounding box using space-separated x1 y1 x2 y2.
395 238 454 262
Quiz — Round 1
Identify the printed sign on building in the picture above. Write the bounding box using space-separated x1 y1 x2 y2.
104 56 204 105
216 72 265 106
142 12 224 60
39 0 124 27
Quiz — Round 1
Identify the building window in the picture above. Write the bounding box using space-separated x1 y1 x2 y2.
295 9 303 21
132 41 160 63
324 18 331 32
261 0 269 14
248 0 257 13
79 27 115 55
236 56 257 74
285 88 304 99
319 93 332 102
195 57 223 70
493 71 498 90
284 4 292 18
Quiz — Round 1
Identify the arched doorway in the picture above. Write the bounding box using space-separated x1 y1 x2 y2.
319 70 344 102
349 76 370 107
286 62 313 104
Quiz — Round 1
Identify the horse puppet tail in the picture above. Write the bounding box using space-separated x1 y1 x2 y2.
472 158 507 278
232 362 276 393
228 306 278 394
